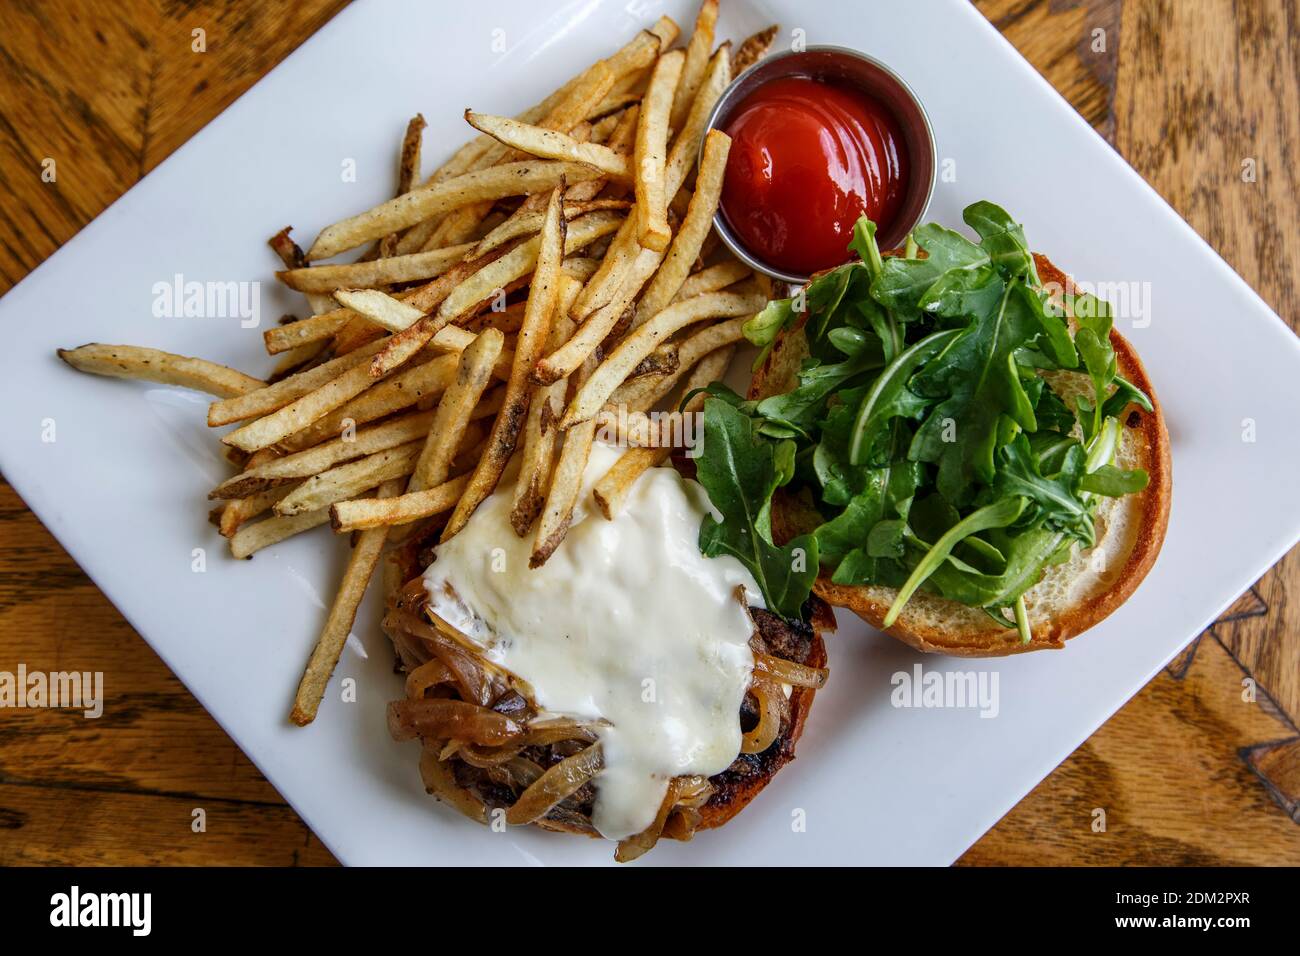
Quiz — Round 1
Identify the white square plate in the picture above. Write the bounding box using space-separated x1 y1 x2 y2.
3 0 1298 866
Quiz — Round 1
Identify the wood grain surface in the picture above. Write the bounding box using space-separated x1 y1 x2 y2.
0 0 1295 866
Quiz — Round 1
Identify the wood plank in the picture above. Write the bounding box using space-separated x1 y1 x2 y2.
961 635 1300 864
0 782 335 866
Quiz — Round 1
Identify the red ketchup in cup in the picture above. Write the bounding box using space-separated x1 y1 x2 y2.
720 76 910 277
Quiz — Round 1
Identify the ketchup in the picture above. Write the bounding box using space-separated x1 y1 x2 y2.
720 76 909 276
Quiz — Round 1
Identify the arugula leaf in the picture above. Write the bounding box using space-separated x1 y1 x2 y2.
1080 464 1149 496
994 435 1093 545
962 201 1040 284
871 223 990 321
847 328 960 465
696 398 819 619
883 496 1028 627
909 280 1040 502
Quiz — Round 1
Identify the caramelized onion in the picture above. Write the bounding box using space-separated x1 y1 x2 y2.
418 745 487 824
753 651 829 689
388 699 523 745
405 659 454 699
615 777 686 863
741 677 783 754
506 744 603 826
662 805 702 842
384 608 501 705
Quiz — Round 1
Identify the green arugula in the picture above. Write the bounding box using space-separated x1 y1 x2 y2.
691 201 1154 634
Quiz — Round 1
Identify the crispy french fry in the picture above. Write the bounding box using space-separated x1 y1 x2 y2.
627 342 680 379
291 476 405 725
275 441 423 516
268 340 329 382
222 360 388 453
611 315 748 412
209 410 438 499
668 0 719 132
57 344 263 399
279 362 506 454
560 290 765 427
672 260 751 301
733 24 778 75
330 473 470 533
529 352 599 568
208 338 387 426
332 288 425 333
377 115 427 259
268 227 335 315
533 244 662 384
633 129 731 326
279 244 472 294
510 276 583 535
465 112 633 180
471 199 629 258
306 160 600 261
443 187 566 541
410 327 504 492
229 506 333 559
592 345 735 519
219 478 297 538
665 44 731 197
373 210 622 380
634 49 685 252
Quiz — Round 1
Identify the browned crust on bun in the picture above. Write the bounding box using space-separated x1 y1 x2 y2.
753 253 1172 657
699 606 829 830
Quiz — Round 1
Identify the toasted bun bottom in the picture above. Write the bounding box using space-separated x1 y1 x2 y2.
752 253 1171 656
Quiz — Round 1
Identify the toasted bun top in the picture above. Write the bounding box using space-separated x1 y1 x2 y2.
751 253 1171 656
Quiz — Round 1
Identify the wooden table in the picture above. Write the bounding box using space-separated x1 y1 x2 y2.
0 0 1296 866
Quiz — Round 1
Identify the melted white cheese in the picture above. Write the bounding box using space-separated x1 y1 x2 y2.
423 442 761 840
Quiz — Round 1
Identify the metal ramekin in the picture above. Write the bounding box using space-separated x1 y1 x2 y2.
702 45 938 285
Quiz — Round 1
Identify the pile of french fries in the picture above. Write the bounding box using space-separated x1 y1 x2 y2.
57 2 779 728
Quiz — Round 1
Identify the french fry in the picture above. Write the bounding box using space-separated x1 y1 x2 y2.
278 360 506 454
264 243 512 355
410 327 504 492
529 352 598 568
332 289 425 333
377 114 427 258
219 480 297 538
465 112 633 180
560 290 765 428
290 476 405 725
627 342 680 379
471 199 629 258
672 260 751 301
371 210 622 380
229 506 333 559
330 473 470 534
633 49 685 252
209 410 438 499
268 340 329 382
222 360 390 453
306 160 601 261
611 315 748 412
278 244 473 294
592 345 735 519
664 44 731 197
275 441 424 516
733 24 779 75
633 129 732 326
268 227 335 316
533 244 662 384
208 338 387 426
57 344 264 399
668 0 719 133
443 187 566 541
510 276 583 534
